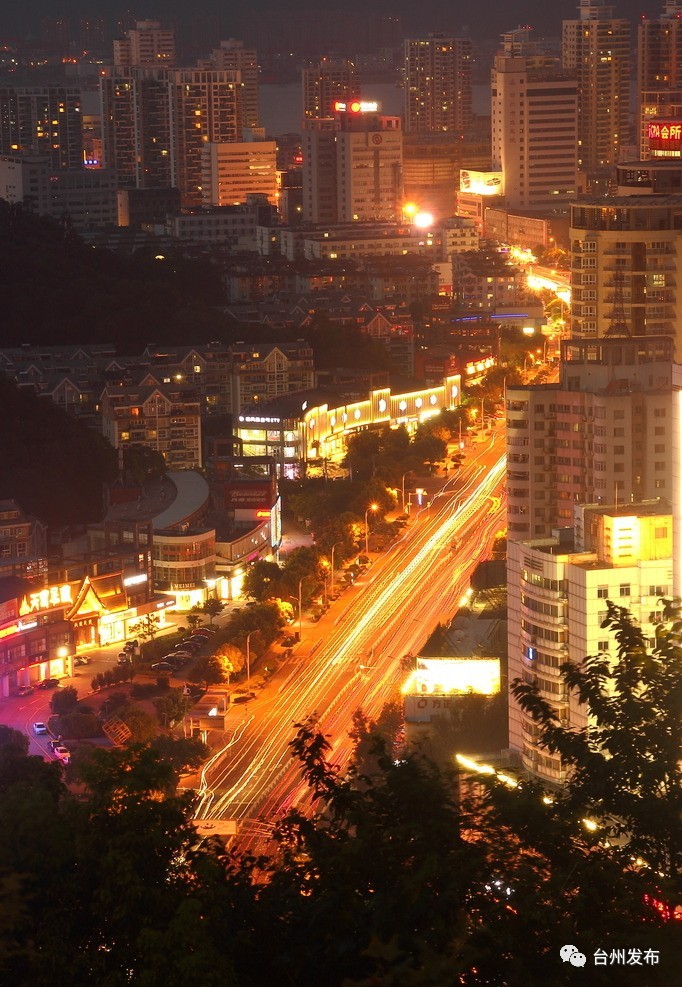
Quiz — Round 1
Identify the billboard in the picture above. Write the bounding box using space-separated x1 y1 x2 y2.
223 481 274 511
460 170 504 196
647 120 682 156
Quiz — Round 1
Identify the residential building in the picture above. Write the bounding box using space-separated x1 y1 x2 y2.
101 383 202 470
508 502 673 785
0 500 47 582
302 105 403 224
0 85 83 170
200 39 259 129
100 67 242 205
201 140 277 207
562 0 630 187
302 58 358 120
453 248 531 312
403 35 472 134
569 195 682 345
492 28 578 212
505 335 675 542
113 19 175 67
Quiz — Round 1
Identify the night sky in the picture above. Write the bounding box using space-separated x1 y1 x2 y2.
0 1 667 40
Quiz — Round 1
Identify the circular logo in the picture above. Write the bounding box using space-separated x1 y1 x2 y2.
372 133 382 145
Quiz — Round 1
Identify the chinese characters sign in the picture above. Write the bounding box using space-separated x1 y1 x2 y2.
19 584 73 615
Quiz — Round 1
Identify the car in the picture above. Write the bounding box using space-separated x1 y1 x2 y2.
177 640 201 651
15 685 34 697
74 655 91 666
33 722 48 735
151 662 174 673
231 692 256 705
117 654 131 666
37 678 60 690
281 636 297 648
170 650 193 659
52 745 70 764
117 651 129 660
192 629 213 638
124 639 138 651
48 739 62 752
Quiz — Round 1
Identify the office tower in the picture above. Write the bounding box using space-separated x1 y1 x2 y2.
100 68 241 205
404 35 472 134
491 28 578 212
505 335 674 542
569 195 682 343
562 1 630 187
302 59 358 120
200 40 259 130
0 86 83 170
302 104 402 224
113 20 175 68
508 501 673 784
201 140 277 206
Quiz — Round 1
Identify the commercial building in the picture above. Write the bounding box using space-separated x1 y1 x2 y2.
101 383 202 470
302 58 358 120
201 140 277 207
0 85 83 170
236 373 461 475
302 103 403 224
403 35 472 134
492 28 578 212
113 19 175 68
508 501 673 785
505 335 674 542
562 0 630 187
569 195 682 345
637 1 682 153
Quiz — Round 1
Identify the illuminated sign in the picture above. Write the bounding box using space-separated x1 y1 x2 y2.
19 584 72 616
333 99 379 114
459 170 504 196
123 573 148 587
647 121 682 142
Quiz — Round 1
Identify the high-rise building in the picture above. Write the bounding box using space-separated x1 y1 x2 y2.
0 86 83 170
302 104 402 224
569 195 682 344
113 20 175 68
562 1 630 187
100 68 242 205
508 501 673 785
403 35 472 134
200 40 259 130
637 2 682 156
491 28 578 212
505 335 674 543
201 140 277 207
302 59 358 120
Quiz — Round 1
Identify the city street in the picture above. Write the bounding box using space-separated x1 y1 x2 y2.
192 429 507 839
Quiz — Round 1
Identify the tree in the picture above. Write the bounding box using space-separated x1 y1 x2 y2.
148 735 209 778
212 643 246 683
118 704 158 743
511 601 682 885
153 687 193 727
122 444 166 485
185 605 204 631
49 684 78 716
129 613 161 657
242 560 284 602
201 598 225 625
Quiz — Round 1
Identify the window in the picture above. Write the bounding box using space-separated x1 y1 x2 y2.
613 428 625 437
619 584 630 597
598 640 610 651
654 426 665 435
597 586 608 599
655 527 668 538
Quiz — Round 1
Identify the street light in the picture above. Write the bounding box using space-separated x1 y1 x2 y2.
364 503 379 556
401 472 412 512
245 630 256 693
330 540 343 601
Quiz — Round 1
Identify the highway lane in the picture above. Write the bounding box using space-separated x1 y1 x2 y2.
195 432 507 827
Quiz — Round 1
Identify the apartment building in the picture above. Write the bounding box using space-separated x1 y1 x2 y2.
505 335 674 542
508 502 673 785
302 59 358 120
101 384 202 470
113 20 175 67
404 35 472 134
0 85 83 170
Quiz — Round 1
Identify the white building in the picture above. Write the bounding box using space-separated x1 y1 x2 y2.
113 20 175 68
508 502 673 785
201 141 277 207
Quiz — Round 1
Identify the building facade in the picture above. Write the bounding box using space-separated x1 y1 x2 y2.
492 28 578 212
113 19 175 68
0 85 83 170
101 384 202 470
302 58 358 120
201 140 277 207
508 502 673 785
505 335 674 542
200 39 259 130
562 0 630 186
403 35 472 135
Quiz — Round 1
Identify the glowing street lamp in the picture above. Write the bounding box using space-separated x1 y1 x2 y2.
413 211 434 229
364 503 379 555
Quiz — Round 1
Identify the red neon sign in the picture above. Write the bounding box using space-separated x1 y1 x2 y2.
647 121 682 142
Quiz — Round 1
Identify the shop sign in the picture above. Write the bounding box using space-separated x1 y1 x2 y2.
19 584 72 616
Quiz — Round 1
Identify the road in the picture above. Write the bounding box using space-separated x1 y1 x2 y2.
193 429 507 839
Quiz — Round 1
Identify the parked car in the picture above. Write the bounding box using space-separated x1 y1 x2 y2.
33 722 48 735
281 636 297 648
232 692 256 705
38 679 60 690
52 745 70 764
170 650 193 659
74 655 91 666
48 739 62 752
124 639 138 651
117 654 131 666
192 627 215 635
151 661 174 673
15 685 34 697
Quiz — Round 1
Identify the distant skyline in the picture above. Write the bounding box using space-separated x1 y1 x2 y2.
0 1 667 41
